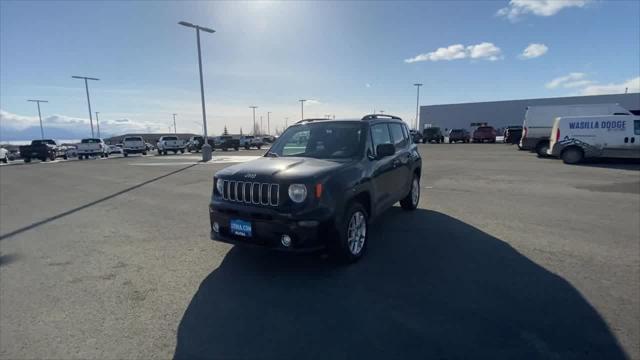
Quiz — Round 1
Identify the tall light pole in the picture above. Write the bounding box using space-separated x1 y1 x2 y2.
179 21 215 161
414 83 423 130
249 106 258 135
260 116 263 135
95 112 101 138
299 99 307 120
267 111 271 135
172 113 177 134
72 75 99 137
27 99 48 140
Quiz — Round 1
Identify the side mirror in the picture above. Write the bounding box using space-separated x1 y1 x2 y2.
376 143 395 159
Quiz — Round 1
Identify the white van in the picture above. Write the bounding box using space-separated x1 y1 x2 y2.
548 115 640 164
520 103 632 157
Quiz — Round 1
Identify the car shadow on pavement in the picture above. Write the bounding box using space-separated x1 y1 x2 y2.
573 158 640 171
0 164 197 241
174 208 626 360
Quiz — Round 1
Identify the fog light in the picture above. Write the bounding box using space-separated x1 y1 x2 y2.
281 234 292 247
212 222 220 233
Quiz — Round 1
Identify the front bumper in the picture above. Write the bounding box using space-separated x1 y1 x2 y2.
209 202 332 252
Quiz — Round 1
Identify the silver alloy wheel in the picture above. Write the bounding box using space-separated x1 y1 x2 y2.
411 178 420 206
347 211 366 255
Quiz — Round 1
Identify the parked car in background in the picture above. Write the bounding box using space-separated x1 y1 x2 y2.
187 136 203 152
122 136 147 157
548 115 640 164
472 126 497 143
108 145 124 155
145 142 154 152
448 129 470 143
409 130 423 143
156 136 186 155
77 138 109 159
239 135 263 150
63 145 78 159
0 147 8 163
520 103 631 157
214 135 240 151
503 126 523 145
422 127 445 143
210 114 421 263
19 139 67 163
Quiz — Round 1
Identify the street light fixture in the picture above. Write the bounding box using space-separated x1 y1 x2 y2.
414 83 423 130
249 106 258 135
267 111 271 135
72 75 99 137
27 99 48 140
95 112 101 138
179 20 216 161
172 113 177 134
299 99 307 120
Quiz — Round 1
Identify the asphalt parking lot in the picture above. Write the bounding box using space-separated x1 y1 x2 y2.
1 144 638 359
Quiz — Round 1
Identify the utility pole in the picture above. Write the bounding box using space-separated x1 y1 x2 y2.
249 106 258 135
72 75 99 137
178 20 216 161
260 116 263 135
414 83 423 130
299 99 307 120
95 112 101 138
285 117 289 128
267 111 271 135
27 99 48 140
172 113 177 134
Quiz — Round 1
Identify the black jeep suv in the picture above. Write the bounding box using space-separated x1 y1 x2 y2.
209 114 422 262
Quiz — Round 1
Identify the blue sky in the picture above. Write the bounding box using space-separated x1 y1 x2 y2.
1 0 639 140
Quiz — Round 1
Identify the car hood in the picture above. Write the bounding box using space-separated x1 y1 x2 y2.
216 156 350 182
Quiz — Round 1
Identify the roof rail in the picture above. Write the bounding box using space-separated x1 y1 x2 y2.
361 114 402 121
295 118 331 124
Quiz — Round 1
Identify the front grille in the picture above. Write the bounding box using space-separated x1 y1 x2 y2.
222 180 279 207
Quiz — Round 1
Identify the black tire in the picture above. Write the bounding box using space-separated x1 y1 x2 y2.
1 158 7 164
157 149 162 155
257 145 261 149
535 141 550 157
24 157 31 163
142 152 147 155
234 147 239 151
49 153 56 161
180 149 185 154
222 148 228 152
124 153 129 157
245 146 250 150
400 174 420 210
63 154 68 160
163 151 168 155
330 202 368 264
78 155 83 160
561 147 584 164
105 152 109 158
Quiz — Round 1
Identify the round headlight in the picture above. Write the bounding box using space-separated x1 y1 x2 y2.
216 178 225 195
288 184 307 203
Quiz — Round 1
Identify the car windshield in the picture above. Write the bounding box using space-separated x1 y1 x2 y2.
424 128 440 134
268 122 364 159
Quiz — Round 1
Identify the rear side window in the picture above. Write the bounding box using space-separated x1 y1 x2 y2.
389 123 407 149
634 120 640 135
81 139 100 143
124 137 142 142
371 124 392 148
163 136 178 141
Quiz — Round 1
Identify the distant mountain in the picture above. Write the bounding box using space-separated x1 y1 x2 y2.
0 126 108 141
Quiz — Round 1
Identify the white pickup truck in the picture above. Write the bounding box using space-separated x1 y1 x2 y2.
76 138 109 160
122 136 147 157
156 136 186 155
239 135 263 150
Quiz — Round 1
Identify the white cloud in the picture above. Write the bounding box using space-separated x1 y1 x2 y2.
545 72 589 89
497 0 590 22
466 42 503 61
520 43 548 59
305 99 321 106
404 42 502 63
579 76 640 95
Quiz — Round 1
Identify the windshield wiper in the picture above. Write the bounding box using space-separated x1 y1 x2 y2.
265 152 279 157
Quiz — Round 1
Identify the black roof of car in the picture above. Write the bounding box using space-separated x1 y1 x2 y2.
295 114 404 125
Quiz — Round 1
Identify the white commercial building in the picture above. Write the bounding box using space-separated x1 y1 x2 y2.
419 93 640 133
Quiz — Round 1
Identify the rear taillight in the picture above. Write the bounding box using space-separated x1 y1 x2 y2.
555 128 560 142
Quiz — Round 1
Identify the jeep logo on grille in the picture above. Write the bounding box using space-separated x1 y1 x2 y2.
244 173 257 179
